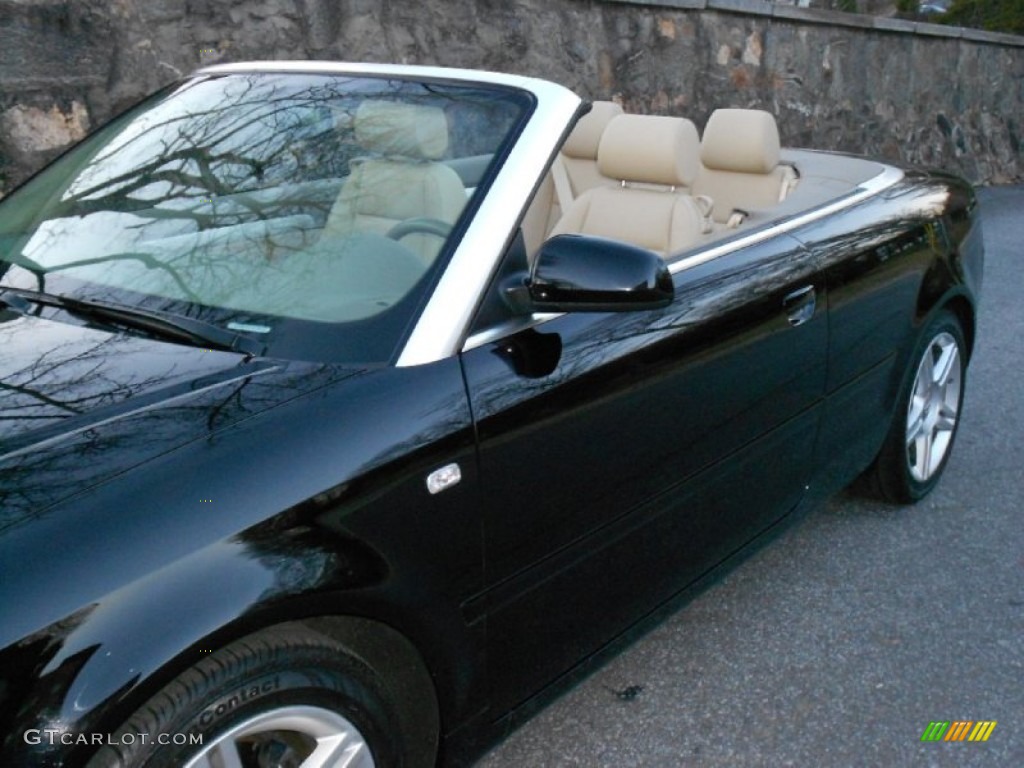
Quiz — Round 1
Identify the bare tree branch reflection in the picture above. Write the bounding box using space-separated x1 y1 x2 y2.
0 331 168 429
0 73 527 363
0 361 343 533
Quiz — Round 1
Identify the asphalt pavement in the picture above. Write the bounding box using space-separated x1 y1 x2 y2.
478 186 1023 768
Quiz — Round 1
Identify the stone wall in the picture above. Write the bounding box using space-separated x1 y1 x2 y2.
1 0 1021 198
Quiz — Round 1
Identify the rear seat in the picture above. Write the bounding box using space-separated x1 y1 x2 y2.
691 108 798 229
549 113 710 258
555 101 623 204
521 101 623 256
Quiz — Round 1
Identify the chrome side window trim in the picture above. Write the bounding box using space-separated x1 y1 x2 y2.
459 164 905 356
666 164 905 276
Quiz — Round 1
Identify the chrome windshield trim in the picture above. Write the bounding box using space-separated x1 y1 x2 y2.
395 79 581 367
459 163 905 355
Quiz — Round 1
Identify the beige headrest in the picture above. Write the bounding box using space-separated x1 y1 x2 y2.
701 108 781 174
355 100 448 160
597 114 701 187
562 101 624 159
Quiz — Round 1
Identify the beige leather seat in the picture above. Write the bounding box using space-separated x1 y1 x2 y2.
520 100 625 256
558 100 624 200
320 100 467 264
691 108 797 228
550 114 710 258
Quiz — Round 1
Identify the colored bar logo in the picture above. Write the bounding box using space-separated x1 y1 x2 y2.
921 721 997 742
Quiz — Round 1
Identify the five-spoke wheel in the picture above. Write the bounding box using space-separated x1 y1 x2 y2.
866 310 967 503
184 705 374 768
905 330 962 484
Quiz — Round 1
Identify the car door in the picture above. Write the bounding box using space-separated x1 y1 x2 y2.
459 231 828 712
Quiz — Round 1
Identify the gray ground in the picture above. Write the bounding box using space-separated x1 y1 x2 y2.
479 186 1023 768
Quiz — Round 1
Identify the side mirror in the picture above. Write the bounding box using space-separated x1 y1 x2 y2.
520 234 674 313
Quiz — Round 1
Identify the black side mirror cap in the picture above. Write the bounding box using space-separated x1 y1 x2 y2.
520 234 674 313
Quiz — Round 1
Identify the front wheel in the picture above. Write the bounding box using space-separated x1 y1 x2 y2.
87 622 424 768
867 310 967 503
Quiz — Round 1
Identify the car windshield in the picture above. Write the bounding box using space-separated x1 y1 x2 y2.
0 72 532 363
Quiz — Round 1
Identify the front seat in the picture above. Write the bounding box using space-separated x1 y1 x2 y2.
320 100 467 264
550 113 709 258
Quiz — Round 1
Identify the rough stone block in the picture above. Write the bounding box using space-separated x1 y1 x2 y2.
962 29 1024 47
1 101 89 152
137 0 187 24
605 0 707 9
0 2 112 84
915 20 960 39
872 16 917 33
295 0 340 50
0 0 1020 188
769 5 839 26
707 0 773 17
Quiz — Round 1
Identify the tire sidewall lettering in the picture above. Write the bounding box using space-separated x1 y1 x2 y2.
196 676 280 729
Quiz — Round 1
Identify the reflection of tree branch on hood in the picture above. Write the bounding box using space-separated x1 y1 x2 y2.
0 379 94 417
203 375 251 432
0 334 169 422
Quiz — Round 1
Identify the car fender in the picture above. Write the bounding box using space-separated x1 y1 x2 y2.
3 514 473 766
0 359 484 764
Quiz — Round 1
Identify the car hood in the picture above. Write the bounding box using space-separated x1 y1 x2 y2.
0 311 364 527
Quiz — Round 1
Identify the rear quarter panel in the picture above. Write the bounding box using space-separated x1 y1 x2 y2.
790 171 980 494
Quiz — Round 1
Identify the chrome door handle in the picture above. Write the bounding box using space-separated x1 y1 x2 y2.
783 285 816 327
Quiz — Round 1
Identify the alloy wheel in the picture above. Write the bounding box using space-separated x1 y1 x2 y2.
183 705 375 768
905 330 962 483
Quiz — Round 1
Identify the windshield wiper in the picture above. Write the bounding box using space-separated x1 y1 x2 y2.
0 288 265 356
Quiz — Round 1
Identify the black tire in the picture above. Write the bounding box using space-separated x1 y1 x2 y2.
86 622 420 768
866 310 967 504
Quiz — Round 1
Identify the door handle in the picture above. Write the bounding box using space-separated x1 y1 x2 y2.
783 285 816 327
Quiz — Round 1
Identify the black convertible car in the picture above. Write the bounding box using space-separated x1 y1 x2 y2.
0 63 983 767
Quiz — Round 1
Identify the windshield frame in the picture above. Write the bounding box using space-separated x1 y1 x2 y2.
0 64 546 365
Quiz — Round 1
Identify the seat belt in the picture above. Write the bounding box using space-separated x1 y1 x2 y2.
693 194 715 234
550 154 574 216
726 209 748 229
779 164 799 201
